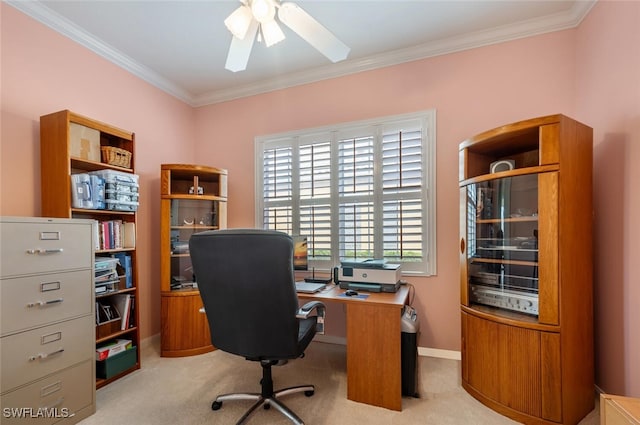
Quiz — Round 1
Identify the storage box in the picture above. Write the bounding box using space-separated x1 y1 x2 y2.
96 339 132 361
90 170 139 191
71 173 105 209
90 170 139 211
70 123 100 162
96 346 137 379
95 257 119 272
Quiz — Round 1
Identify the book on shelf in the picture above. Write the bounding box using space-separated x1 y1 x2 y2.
128 295 135 328
111 294 132 331
123 222 136 248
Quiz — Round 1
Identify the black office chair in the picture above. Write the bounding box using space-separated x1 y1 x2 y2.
189 229 325 425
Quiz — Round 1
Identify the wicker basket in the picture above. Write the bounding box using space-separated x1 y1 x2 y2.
101 146 132 169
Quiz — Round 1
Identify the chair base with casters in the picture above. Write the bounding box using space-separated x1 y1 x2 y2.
212 359 314 425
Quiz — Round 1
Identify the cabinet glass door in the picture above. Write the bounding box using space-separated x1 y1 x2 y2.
465 173 539 316
169 198 219 290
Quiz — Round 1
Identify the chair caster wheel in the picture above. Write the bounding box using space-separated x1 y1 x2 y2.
304 390 315 397
212 401 222 410
264 404 271 410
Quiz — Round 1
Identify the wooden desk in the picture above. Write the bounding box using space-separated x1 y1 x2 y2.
299 285 410 411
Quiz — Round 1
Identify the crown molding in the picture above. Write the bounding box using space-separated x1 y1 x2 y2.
195 0 596 106
8 0 596 108
6 0 195 104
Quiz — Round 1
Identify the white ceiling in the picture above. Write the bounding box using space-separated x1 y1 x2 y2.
9 0 595 106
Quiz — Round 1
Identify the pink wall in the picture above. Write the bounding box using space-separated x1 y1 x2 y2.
2 1 639 397
194 31 576 351
575 0 640 397
1 3 197 342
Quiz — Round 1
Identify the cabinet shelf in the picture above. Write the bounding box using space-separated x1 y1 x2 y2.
162 287 201 296
71 157 132 173
475 216 538 224
96 287 136 299
170 225 218 230
461 305 556 331
96 247 135 254
460 164 559 186
96 326 138 345
162 194 226 201
72 208 135 216
470 257 538 267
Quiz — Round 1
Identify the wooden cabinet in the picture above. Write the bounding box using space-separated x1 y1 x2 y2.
40 110 140 389
0 216 96 424
459 115 593 425
160 164 227 357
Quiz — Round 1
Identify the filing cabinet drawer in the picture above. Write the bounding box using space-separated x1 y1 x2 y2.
1 360 94 424
1 318 94 391
0 221 93 278
0 271 93 336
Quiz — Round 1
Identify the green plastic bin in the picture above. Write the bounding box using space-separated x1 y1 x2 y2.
96 346 137 379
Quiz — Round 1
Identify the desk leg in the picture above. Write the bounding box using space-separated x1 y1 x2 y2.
346 302 402 411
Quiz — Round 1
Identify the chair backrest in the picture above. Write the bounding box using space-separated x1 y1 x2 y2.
189 229 301 360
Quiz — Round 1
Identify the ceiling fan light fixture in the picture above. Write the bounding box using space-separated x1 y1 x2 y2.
224 5 253 39
251 0 276 23
224 0 350 72
261 19 285 47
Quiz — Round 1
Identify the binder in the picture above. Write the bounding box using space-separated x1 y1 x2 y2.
113 253 132 288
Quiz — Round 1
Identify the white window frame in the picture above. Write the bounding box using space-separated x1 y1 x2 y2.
255 109 436 276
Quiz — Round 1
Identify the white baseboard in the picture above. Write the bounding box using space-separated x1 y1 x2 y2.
418 347 461 360
146 332 462 361
140 333 160 352
315 334 461 361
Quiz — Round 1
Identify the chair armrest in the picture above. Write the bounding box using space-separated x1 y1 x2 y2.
297 301 326 335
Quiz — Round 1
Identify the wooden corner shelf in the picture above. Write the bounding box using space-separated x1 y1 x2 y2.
159 164 227 357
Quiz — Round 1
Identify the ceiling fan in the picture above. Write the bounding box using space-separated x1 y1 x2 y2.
224 0 350 72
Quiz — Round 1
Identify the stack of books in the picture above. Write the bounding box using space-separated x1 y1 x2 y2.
94 220 136 251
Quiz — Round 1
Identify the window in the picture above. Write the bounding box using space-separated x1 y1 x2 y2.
256 110 436 275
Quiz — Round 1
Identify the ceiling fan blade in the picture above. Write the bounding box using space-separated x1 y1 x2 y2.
225 19 259 72
278 2 350 63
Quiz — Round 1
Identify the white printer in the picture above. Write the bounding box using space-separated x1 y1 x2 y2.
334 259 402 293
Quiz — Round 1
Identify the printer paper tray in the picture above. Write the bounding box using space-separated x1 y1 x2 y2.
339 281 399 293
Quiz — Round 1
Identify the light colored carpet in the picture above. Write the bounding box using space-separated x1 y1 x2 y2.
80 340 600 424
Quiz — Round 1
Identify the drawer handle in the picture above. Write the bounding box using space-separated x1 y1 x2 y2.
29 348 65 361
42 397 65 409
26 248 64 255
27 298 64 308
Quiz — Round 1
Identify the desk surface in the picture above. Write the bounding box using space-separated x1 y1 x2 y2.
298 284 409 307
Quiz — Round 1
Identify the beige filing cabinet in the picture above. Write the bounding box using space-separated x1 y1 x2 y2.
601 394 640 425
1 217 96 424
